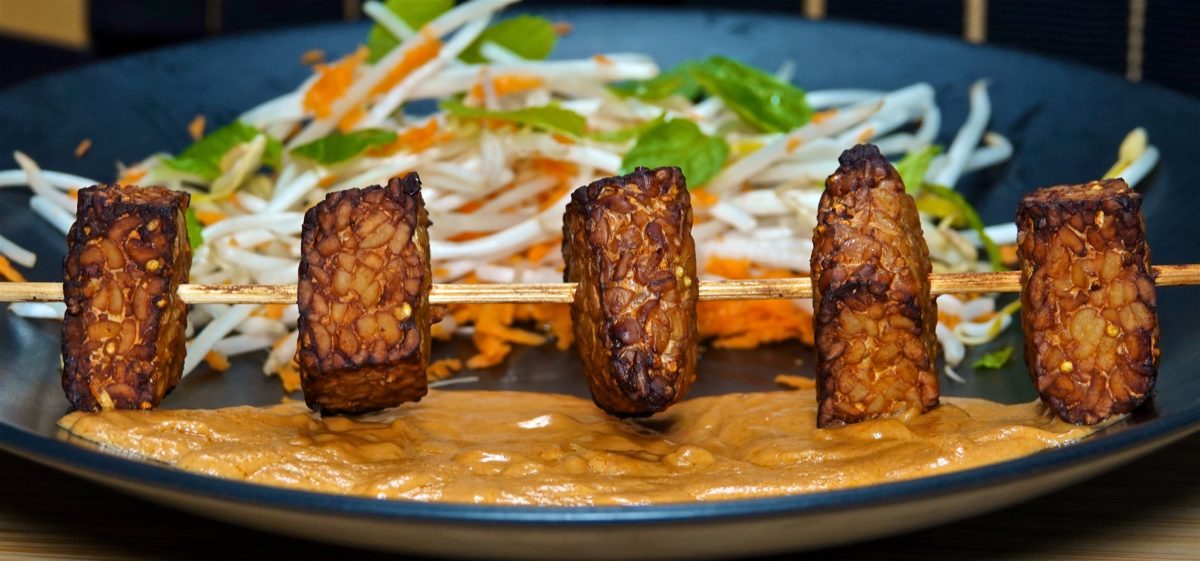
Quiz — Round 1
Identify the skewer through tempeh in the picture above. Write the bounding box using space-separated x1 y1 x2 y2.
296 174 433 415
42 152 1193 425
1017 179 1159 424
810 145 939 428
62 185 191 411
563 167 700 417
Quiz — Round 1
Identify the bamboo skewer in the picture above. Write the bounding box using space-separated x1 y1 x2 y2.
3 264 1199 305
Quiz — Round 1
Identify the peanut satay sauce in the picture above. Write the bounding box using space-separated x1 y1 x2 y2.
57 383 1097 506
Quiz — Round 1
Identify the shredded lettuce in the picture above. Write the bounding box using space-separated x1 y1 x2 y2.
895 145 941 194
609 61 702 101
460 15 556 63
972 344 1014 370
689 56 811 133
920 183 1005 271
365 0 452 63
291 129 398 165
162 121 281 181
621 119 729 187
184 208 204 250
440 99 586 137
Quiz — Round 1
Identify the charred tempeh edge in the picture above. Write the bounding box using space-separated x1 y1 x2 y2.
297 173 432 415
1017 179 1159 424
811 144 939 427
563 167 699 417
62 185 191 411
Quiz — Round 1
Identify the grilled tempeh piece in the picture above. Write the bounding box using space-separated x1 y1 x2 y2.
297 174 432 415
62 185 191 411
563 167 699 417
811 144 939 427
1017 179 1159 424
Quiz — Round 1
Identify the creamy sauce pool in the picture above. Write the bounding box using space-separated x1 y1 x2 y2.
58 390 1097 505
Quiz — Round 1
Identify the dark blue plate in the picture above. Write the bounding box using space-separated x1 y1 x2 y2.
0 6 1198 559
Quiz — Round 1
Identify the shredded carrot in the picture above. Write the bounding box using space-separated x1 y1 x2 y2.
427 358 463 381
811 109 837 124
257 304 285 320
1000 243 1018 266
786 137 802 153
468 74 545 101
68 188 78 200
552 21 573 36
300 49 326 66
531 157 577 182
524 240 557 263
372 35 441 95
369 119 446 156
0 256 27 282
855 127 875 144
204 351 231 372
518 303 573 351
303 46 368 119
450 299 575 369
774 374 815 390
74 138 92 158
593 54 613 65
188 115 206 140
118 168 147 185
275 359 302 393
318 175 340 188
447 231 490 243
937 311 961 329
194 209 226 225
337 104 367 131
698 257 815 348
690 189 718 209
538 184 570 211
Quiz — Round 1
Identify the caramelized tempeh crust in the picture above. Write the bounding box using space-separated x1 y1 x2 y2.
1017 179 1159 424
811 145 939 427
297 174 432 415
62 185 191 411
563 167 699 417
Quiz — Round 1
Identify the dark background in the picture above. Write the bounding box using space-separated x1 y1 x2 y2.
1 0 1197 98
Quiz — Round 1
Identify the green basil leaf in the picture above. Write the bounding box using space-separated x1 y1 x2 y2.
261 135 283 169
162 121 278 181
972 345 1014 370
291 129 398 165
460 15 557 64
365 0 453 63
440 100 586 137
620 119 729 187
184 207 204 250
586 115 666 143
895 145 941 194
921 183 1006 271
690 56 812 133
609 61 702 101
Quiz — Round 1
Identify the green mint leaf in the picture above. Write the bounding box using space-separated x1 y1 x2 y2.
921 183 1006 271
895 145 942 194
460 15 556 64
440 100 586 137
972 345 1014 370
609 61 702 101
291 129 398 165
184 207 204 250
162 121 278 181
365 0 453 63
620 119 729 187
690 56 812 133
